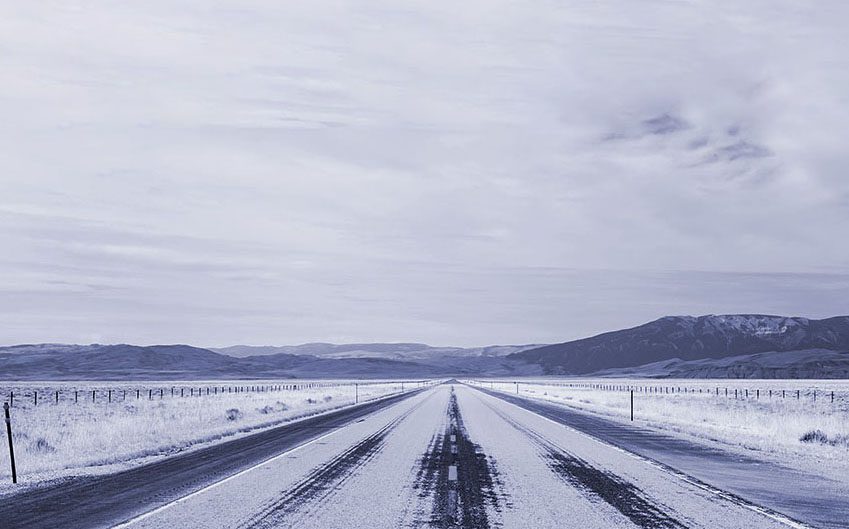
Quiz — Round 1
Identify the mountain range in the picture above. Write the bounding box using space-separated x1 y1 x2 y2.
0 342 539 380
212 343 539 360
512 315 849 376
2 314 848 380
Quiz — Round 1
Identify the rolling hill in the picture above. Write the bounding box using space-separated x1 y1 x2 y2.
0 342 539 380
213 343 539 359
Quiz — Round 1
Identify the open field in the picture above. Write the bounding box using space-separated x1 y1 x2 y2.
0 379 434 489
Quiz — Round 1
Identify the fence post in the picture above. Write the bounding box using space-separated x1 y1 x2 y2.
4 402 17 484
34 391 37 407
355 383 359 404
630 390 634 421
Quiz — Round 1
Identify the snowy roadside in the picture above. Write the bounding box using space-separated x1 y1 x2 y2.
0 380 433 496
465 379 849 485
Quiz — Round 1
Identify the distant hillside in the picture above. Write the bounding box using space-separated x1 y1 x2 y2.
5 316 849 380
213 343 540 360
0 343 540 380
0 344 252 380
591 349 849 379
512 315 849 375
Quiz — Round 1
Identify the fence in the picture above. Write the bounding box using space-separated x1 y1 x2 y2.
2 380 432 408
1 379 436 484
468 380 845 405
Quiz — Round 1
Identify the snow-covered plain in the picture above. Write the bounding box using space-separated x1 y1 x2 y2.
467 378 849 478
0 379 428 491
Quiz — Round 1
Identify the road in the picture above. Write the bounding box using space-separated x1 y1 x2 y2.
0 389 423 529
480 386 849 529
4 383 828 529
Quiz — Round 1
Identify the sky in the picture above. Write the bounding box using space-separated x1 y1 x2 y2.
1 1 848 347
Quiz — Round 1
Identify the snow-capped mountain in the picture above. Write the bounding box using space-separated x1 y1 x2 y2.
511 315 849 375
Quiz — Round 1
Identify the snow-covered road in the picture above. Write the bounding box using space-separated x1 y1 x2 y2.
117 384 801 529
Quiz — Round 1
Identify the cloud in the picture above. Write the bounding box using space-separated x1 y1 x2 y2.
1 0 848 345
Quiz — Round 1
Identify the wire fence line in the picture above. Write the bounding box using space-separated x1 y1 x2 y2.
469 379 847 405
1 380 432 408
0 379 438 484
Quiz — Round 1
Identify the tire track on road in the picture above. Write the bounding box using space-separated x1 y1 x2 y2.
237 394 432 529
474 386 815 529
1 390 426 529
414 387 508 529
479 397 687 529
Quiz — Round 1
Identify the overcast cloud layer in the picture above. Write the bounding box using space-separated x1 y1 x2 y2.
1 1 848 347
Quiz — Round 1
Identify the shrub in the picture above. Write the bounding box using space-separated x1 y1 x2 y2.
800 430 849 448
800 429 829 444
225 408 243 421
29 437 56 454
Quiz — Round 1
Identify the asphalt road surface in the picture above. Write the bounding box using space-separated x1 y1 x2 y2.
2 384 841 529
480 386 849 529
0 390 423 529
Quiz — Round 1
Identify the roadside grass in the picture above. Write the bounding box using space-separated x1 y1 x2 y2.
0 381 413 487
470 379 849 471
